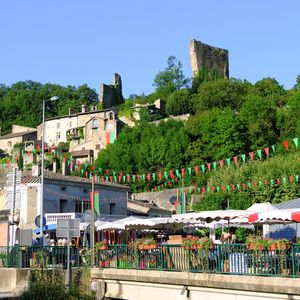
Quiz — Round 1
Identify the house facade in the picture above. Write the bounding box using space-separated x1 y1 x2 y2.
0 125 37 156
18 168 130 229
37 105 124 164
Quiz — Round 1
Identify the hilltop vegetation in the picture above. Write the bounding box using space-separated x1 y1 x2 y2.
1 56 300 209
0 81 98 134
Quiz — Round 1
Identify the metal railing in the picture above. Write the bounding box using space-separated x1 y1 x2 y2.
96 244 300 278
0 246 81 269
2 244 300 278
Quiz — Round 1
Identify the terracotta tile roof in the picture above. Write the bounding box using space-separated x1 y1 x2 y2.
0 130 37 140
21 169 130 190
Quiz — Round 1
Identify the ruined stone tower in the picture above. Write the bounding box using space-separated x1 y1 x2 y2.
99 73 123 109
189 39 229 78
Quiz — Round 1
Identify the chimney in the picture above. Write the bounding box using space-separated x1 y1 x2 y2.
68 108 75 115
81 104 88 113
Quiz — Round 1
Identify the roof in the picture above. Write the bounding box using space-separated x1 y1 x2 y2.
0 129 37 140
44 108 118 122
275 198 300 210
21 169 130 190
127 200 172 216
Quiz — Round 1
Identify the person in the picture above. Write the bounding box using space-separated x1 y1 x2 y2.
220 232 231 244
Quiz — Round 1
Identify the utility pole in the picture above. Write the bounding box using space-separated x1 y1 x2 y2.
91 175 95 267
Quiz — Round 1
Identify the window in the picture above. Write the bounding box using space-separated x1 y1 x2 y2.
109 112 114 120
56 132 61 141
109 203 116 214
59 199 68 213
7 141 12 147
92 119 98 129
75 200 90 213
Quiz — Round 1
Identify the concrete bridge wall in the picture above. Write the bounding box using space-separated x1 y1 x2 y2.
91 268 300 300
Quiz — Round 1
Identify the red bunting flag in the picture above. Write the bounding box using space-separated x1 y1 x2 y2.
283 140 289 151
109 176 113 183
242 183 247 190
253 181 257 188
289 176 293 184
221 185 225 191
37 145 41 152
219 160 224 168
127 175 131 183
264 179 268 185
91 165 95 171
248 152 254 161
146 174 151 181
211 186 215 192
181 168 185 178
276 178 280 185
194 165 199 175
231 184 235 191
170 170 174 179
264 147 269 157
207 163 211 171
158 172 162 181
118 176 122 183
105 169 109 175
201 187 206 193
233 156 238 165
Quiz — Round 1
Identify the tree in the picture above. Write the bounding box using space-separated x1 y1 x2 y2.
153 56 190 98
239 95 278 149
192 78 248 112
166 89 194 116
186 108 245 161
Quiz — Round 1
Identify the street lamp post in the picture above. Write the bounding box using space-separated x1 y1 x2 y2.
40 96 59 243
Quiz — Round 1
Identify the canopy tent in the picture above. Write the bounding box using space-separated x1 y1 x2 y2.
248 209 300 223
96 216 143 231
172 210 247 223
33 223 56 234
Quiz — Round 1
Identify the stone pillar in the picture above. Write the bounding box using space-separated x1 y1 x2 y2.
61 161 69 176
53 160 58 173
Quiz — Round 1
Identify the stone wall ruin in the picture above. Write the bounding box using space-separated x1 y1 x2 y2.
189 39 229 78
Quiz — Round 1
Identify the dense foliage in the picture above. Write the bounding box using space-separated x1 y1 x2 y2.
0 81 98 134
2 55 300 210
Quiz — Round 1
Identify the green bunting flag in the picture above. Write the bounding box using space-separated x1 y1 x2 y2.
175 170 180 177
94 192 100 215
296 175 299 182
122 176 126 183
201 164 205 173
188 167 192 175
270 179 274 185
152 173 156 180
132 175 135 182
257 149 262 159
259 180 262 187
293 138 299 148
226 158 231 167
237 184 241 190
282 177 287 184
271 145 276 154
226 185 230 192
164 172 168 180
216 186 220 192
212 162 217 170
241 154 246 163
247 182 251 188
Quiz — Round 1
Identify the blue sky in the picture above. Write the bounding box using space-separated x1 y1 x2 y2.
0 1 299 98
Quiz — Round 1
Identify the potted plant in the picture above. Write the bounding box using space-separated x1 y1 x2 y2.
137 237 157 250
276 239 291 251
96 239 109 251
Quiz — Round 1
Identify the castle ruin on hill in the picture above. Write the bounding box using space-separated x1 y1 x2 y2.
99 73 124 109
189 39 229 78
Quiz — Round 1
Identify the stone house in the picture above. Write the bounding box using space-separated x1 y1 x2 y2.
0 125 37 156
18 168 130 229
37 105 125 164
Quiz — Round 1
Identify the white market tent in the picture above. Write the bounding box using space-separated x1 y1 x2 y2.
96 216 142 231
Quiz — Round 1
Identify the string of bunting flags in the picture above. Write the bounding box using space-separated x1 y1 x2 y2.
4 137 300 186
132 173 300 197
45 187 127 203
